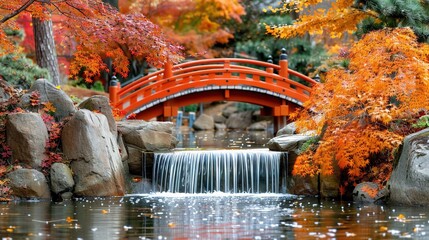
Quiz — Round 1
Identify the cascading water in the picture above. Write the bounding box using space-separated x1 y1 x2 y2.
152 149 285 194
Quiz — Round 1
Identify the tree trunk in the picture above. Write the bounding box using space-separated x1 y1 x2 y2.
32 17 61 86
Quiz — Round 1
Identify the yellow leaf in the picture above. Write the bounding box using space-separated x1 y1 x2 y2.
43 102 56 113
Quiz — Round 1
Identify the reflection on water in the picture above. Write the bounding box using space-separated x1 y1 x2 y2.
1 196 429 239
176 129 274 149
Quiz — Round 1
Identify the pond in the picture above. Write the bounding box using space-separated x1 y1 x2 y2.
1 195 429 239
1 129 428 239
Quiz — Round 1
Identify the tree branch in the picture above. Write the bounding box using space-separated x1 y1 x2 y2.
0 0 37 24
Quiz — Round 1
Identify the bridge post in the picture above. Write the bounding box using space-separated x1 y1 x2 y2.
279 48 289 79
163 60 173 79
109 75 120 106
266 55 274 83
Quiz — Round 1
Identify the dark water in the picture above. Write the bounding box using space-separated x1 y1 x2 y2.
1 195 429 239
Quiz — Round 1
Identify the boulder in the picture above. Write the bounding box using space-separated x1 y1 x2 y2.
118 121 177 151
117 120 174 135
127 147 154 175
62 109 125 197
276 122 296 136
6 113 48 169
117 132 129 161
19 79 76 120
222 105 238 118
213 114 226 124
78 95 117 137
353 182 388 203
226 111 253 129
193 114 215 130
215 123 227 131
266 134 312 152
247 120 269 131
7 169 51 199
388 128 429 205
50 163 75 194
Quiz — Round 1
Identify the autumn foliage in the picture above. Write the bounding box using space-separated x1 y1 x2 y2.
292 28 429 185
123 0 245 57
0 0 183 82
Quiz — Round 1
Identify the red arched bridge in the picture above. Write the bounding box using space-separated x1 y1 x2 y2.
109 58 318 127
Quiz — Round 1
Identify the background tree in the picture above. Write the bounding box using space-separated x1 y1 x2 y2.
0 0 183 85
292 28 429 185
266 0 429 187
122 0 245 58
266 0 429 43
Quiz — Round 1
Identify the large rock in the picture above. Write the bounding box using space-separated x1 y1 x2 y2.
117 120 174 135
6 113 48 169
20 79 76 120
222 105 238 118
247 120 269 131
7 169 51 199
50 163 75 194
117 121 177 151
226 111 253 129
213 114 226 124
388 128 429 205
78 95 117 136
193 114 214 130
276 122 296 136
266 134 312 152
353 182 388 203
62 109 125 197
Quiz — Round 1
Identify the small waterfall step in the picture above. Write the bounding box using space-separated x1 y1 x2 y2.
152 149 285 194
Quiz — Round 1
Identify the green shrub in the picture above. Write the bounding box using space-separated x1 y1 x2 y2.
0 54 49 89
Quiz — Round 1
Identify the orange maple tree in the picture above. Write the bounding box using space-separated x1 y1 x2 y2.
122 0 245 57
291 28 429 185
0 0 183 82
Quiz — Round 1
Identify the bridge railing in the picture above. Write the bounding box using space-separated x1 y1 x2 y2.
109 57 318 116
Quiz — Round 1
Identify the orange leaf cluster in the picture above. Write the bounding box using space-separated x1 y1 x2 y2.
1 0 184 81
293 28 429 183
125 0 245 57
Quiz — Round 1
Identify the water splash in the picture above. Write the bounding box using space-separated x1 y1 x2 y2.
152 149 284 194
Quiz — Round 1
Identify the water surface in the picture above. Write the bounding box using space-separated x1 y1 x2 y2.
1 195 428 239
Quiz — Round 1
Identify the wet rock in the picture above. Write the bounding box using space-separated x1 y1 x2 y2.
62 109 125 197
120 126 177 151
78 95 117 137
248 120 269 131
50 163 75 194
7 169 51 199
117 120 174 135
117 132 128 161
19 79 75 120
266 134 312 152
193 113 214 130
276 122 296 136
6 113 48 169
353 182 381 203
226 111 253 129
388 128 429 205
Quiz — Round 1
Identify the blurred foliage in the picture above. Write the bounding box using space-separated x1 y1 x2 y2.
0 54 49 89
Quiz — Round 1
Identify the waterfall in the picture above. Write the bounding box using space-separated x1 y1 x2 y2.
152 149 285 194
